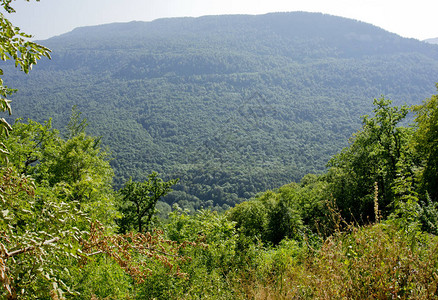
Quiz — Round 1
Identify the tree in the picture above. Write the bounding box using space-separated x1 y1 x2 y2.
228 199 268 242
4 115 116 225
65 105 88 139
328 97 413 221
0 0 51 160
412 84 438 202
3 118 61 174
117 173 178 233
229 186 305 245
0 116 117 298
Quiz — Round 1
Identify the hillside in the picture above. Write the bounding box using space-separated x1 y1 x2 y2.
4 12 438 209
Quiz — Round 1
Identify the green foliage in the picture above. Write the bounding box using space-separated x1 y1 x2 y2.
388 169 423 239
0 0 50 149
44 132 113 198
328 97 414 221
419 194 438 235
117 173 178 233
412 84 438 202
236 239 307 298
176 209 235 257
0 167 88 299
265 190 304 245
231 223 438 299
71 255 133 300
321 90 438 235
1 117 118 298
4 118 61 174
229 174 329 245
66 105 88 139
4 92 438 298
166 208 237 268
4 117 117 225
127 209 238 299
227 199 268 242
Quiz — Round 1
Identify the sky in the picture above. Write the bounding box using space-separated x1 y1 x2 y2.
5 0 438 41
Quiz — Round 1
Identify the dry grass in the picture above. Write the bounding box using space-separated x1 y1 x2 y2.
234 223 438 299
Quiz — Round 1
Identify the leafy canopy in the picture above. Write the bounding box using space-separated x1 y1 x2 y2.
412 84 438 201
328 97 413 220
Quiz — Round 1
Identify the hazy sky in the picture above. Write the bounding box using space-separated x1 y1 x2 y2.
6 0 438 41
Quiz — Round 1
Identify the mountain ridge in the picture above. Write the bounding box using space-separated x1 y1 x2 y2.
41 12 436 57
46 12 399 41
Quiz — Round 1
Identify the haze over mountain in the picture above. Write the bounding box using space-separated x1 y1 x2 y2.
5 12 438 210
424 38 438 45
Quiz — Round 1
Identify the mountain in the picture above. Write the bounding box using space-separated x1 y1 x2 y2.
424 38 438 45
4 12 438 210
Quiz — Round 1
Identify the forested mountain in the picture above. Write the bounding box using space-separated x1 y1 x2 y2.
4 12 438 209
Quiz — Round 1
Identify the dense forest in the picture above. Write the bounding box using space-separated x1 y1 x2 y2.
1 4 438 299
4 12 438 210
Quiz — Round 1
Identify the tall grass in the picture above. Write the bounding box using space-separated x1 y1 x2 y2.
236 223 438 299
85 221 438 299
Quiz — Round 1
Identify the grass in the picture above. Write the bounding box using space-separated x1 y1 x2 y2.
234 223 438 299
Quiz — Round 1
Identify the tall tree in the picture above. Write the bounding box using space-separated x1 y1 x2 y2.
328 97 413 220
412 84 438 201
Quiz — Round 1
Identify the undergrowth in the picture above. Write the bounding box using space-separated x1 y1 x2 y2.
237 223 438 300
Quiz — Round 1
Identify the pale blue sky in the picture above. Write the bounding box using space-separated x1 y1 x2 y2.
6 0 438 41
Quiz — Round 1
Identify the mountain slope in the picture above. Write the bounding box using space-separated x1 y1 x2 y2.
5 12 438 209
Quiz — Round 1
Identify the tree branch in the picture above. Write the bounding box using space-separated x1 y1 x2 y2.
4 237 60 258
